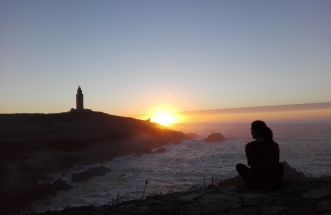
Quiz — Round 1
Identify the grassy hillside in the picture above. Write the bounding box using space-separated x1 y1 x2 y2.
0 110 186 159
0 110 177 140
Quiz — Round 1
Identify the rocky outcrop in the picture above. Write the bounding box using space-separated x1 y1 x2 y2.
34 163 331 215
71 166 110 182
153 148 167 153
35 178 331 215
51 178 71 191
204 132 225 142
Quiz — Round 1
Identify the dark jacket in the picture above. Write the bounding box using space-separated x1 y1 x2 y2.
245 140 283 189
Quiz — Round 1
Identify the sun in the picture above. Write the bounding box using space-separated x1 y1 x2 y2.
150 110 178 126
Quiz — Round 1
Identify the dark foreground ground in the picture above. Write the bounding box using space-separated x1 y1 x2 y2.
32 177 331 215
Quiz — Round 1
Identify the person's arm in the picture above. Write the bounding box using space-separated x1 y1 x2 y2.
245 143 252 166
275 143 280 162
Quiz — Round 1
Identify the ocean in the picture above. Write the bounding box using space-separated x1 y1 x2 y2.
30 122 331 213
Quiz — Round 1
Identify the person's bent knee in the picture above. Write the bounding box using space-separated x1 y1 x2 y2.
279 162 284 177
236 163 250 176
236 163 246 171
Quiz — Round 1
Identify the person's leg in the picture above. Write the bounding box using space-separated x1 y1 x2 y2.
236 163 251 183
276 162 285 189
236 163 249 176
279 162 284 177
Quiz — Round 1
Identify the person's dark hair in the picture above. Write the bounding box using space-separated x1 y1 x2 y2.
251 120 273 142
251 120 267 130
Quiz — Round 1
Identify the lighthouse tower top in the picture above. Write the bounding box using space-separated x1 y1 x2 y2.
77 86 82 94
76 86 84 110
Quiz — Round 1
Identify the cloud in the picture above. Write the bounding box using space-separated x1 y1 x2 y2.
181 102 331 115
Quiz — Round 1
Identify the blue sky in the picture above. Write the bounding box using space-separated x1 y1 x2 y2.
0 0 330 115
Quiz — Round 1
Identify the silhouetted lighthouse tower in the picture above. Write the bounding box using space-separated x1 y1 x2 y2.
76 86 84 110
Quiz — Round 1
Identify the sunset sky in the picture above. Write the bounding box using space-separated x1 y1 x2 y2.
1 1 330 116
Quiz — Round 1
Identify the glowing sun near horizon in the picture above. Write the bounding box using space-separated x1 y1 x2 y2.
150 110 178 126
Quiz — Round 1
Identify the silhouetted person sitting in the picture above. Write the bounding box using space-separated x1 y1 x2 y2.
236 120 284 190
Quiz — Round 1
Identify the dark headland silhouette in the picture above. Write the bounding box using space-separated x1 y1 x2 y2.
0 87 189 214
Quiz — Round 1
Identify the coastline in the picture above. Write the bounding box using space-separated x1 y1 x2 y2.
0 111 189 215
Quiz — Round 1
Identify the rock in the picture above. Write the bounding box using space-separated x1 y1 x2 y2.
317 200 331 211
282 161 311 184
180 203 202 215
220 185 243 197
286 203 316 215
242 193 272 206
204 132 225 142
177 193 202 202
199 193 241 213
153 148 167 153
259 206 286 215
302 188 331 199
133 205 150 212
273 194 301 205
51 178 71 191
218 175 244 187
228 207 260 215
124 205 151 214
72 166 110 182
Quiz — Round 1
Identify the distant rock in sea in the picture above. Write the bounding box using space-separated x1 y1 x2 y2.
204 132 225 142
72 166 110 182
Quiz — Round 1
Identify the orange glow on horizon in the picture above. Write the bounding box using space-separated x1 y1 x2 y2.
136 105 331 128
150 111 177 126
140 104 185 127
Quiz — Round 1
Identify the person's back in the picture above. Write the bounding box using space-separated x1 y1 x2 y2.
245 140 282 189
236 120 283 190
